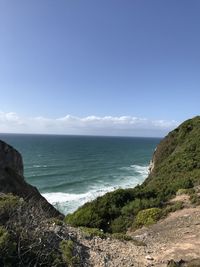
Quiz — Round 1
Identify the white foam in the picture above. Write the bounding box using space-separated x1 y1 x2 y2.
33 165 47 168
43 192 87 203
120 164 149 177
42 164 149 214
42 186 115 214
131 164 149 176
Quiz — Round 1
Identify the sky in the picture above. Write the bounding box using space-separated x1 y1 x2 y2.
0 0 200 137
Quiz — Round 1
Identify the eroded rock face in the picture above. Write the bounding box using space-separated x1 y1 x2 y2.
0 140 62 218
0 141 23 177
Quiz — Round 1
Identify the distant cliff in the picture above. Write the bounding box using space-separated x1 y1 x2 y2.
0 140 62 218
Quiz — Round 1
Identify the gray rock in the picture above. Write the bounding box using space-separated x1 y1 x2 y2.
0 139 62 218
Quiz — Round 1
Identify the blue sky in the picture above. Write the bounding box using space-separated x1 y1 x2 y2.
0 0 200 136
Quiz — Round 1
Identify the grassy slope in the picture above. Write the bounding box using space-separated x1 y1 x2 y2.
65 116 200 233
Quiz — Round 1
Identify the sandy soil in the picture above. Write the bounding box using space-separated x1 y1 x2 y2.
69 195 200 267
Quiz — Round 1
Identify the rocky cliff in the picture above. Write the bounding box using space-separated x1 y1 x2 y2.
0 140 62 218
0 140 88 266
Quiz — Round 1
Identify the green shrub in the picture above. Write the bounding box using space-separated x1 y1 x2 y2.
111 233 132 241
162 201 183 217
176 188 195 196
79 227 107 239
190 193 200 205
0 226 16 265
47 218 64 226
65 188 136 232
176 188 188 195
65 203 99 228
111 233 146 246
60 240 79 266
110 216 129 233
0 193 21 211
134 208 162 228
121 197 160 216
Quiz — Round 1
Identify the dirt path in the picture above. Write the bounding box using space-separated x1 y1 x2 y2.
69 201 200 266
132 206 200 266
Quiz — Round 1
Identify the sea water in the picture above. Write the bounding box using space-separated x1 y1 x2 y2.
0 134 160 214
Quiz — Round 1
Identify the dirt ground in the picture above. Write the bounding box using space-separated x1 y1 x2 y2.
70 195 200 266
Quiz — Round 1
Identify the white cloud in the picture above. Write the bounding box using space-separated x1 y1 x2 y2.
0 111 178 137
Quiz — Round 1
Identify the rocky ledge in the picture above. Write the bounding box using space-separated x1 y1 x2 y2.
0 140 62 218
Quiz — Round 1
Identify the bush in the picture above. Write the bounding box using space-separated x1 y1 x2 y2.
0 226 16 266
133 208 162 228
0 193 21 212
111 233 132 241
79 227 107 239
162 201 184 217
60 240 80 266
47 217 64 226
111 233 146 246
176 188 188 195
110 216 129 233
0 193 88 266
190 193 200 205
65 188 136 232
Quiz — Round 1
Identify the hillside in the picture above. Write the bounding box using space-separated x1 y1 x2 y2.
73 199 200 266
1 116 200 266
0 140 88 266
66 116 200 233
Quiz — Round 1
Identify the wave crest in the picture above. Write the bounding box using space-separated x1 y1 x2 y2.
42 164 149 215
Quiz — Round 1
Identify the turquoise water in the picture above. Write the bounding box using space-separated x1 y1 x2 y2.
0 134 160 214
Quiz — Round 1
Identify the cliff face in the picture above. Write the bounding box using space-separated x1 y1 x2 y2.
0 140 62 218
144 116 200 188
0 141 23 176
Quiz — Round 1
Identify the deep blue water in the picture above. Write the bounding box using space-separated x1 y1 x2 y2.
0 134 160 214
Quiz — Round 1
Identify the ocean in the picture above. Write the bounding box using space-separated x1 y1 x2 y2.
0 134 161 215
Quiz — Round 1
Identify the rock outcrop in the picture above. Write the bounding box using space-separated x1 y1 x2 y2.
0 140 62 218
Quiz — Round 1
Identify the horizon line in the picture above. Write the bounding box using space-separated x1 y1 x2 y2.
0 132 163 139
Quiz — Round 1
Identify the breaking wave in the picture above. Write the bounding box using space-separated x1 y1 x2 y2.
42 164 149 215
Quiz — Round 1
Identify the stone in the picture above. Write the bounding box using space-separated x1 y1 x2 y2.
146 255 154 260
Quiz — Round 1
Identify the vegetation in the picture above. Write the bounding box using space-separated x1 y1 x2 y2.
79 226 146 246
0 226 16 266
65 117 200 233
60 240 80 266
1 116 200 265
167 259 200 267
80 227 107 239
176 188 190 195
161 201 184 218
189 193 200 205
0 193 85 266
133 208 162 228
